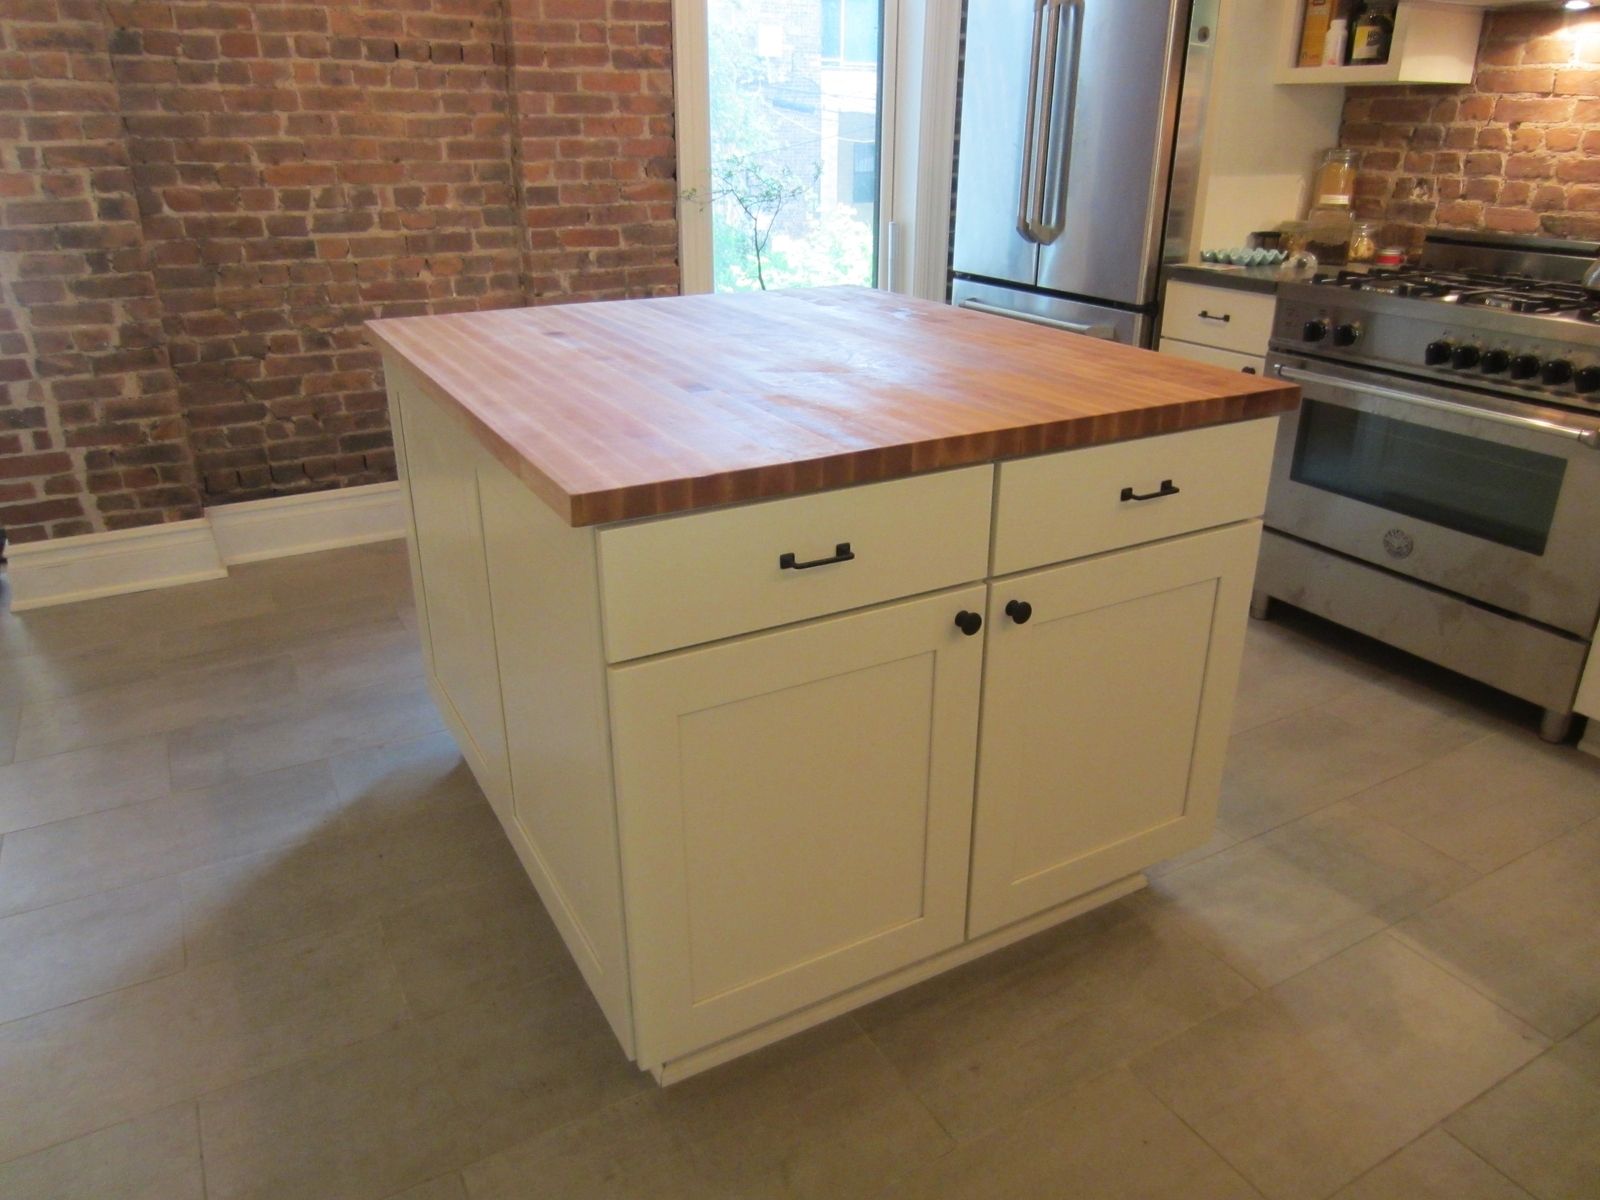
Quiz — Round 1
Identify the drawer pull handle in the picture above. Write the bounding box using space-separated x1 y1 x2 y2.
1242 366 1257 374
1120 479 1180 502
1198 309 1231 323
779 542 855 571
954 610 983 636
1004 599 1033 625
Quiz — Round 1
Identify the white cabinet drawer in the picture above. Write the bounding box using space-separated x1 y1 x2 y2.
598 466 993 662
1160 280 1276 357
1158 337 1266 377
992 418 1278 575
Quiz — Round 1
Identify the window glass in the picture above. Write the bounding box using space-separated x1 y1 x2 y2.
706 0 882 291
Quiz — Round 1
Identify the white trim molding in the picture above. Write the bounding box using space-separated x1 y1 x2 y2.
6 518 226 612
209 481 404 566
5 482 405 612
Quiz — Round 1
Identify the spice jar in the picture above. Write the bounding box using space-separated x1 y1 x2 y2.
1347 219 1381 264
1313 147 1359 210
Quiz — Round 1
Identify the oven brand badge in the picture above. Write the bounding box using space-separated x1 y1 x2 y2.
1382 528 1415 559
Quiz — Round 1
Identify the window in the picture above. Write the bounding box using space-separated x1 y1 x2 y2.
822 0 881 65
701 0 884 292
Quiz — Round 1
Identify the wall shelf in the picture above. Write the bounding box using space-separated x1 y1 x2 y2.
1274 0 1483 85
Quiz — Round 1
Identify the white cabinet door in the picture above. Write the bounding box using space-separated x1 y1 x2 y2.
392 378 511 813
609 585 986 1067
968 521 1261 937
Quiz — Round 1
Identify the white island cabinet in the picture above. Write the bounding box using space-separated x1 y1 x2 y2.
370 286 1295 1082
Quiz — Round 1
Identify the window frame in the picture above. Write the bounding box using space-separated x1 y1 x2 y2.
672 0 961 302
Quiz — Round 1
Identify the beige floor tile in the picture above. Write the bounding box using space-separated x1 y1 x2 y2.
198 979 646 1200
0 879 183 1024
0 573 280 664
1329 1130 1534 1200
0 643 174 711
0 704 17 766
1217 677 1496 841
1144 801 1477 987
1231 616 1383 735
167 680 443 791
1350 730 1600 873
14 654 298 762
157 590 406 662
330 730 482 832
236 540 411 610
291 621 427 698
0 922 408 1163
1147 821 1243 878
855 899 1256 1141
0 734 170 836
381 876 571 1018
180 800 526 964
1395 819 1600 1039
872 1067 1258 1200
0 1104 204 1197
1442 1016 1600 1200
1131 934 1546 1200
384 1176 468 1200
463 1020 951 1200
0 760 344 917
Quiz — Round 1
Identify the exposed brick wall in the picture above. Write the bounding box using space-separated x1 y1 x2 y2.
1341 8 1600 253
0 0 680 545
0 0 204 544
505 0 679 300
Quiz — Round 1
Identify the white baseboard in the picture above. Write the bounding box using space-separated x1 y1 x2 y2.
209 481 403 565
6 519 228 612
5 482 405 611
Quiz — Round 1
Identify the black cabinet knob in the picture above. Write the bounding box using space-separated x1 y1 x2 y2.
1480 349 1510 374
1004 599 1033 625
1543 358 1574 386
1302 320 1328 343
954 610 983 636
1332 322 1360 347
1510 353 1541 380
1575 366 1600 394
1424 339 1453 366
1451 344 1481 370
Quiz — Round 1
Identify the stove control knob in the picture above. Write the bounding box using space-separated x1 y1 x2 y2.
1303 319 1328 343
1424 339 1453 366
1542 359 1574 386
1451 345 1481 370
1480 349 1510 374
1332 322 1361 347
1510 353 1541 380
1576 366 1600 394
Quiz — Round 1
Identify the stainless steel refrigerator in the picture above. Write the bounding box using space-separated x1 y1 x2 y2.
950 0 1216 346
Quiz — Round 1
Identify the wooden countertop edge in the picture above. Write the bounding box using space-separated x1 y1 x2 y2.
370 325 1298 528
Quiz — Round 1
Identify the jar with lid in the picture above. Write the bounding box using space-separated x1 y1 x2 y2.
1347 219 1381 264
1313 147 1359 210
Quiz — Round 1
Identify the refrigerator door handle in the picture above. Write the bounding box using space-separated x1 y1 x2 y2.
1015 0 1050 244
958 299 1114 340
1037 0 1084 245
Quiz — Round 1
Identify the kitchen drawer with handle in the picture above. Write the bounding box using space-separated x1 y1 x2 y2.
597 465 993 662
1158 336 1266 377
1160 281 1276 357
992 419 1278 575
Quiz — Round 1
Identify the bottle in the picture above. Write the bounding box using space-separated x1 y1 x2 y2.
1298 0 1335 67
1349 2 1393 65
1322 13 1350 66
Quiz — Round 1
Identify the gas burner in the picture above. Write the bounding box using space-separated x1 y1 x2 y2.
1459 290 1586 315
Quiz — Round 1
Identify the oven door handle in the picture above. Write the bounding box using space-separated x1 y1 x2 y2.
1275 365 1600 449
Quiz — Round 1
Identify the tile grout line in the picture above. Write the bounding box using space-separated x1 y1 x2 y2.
1120 1068 1272 1200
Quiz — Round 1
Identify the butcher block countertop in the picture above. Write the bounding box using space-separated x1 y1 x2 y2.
367 286 1298 527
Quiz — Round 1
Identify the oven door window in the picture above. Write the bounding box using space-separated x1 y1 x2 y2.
1291 399 1567 555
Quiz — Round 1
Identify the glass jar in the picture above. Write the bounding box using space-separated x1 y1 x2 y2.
1347 219 1381 264
1313 147 1360 210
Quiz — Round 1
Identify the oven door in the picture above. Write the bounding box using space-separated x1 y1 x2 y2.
1265 353 1600 637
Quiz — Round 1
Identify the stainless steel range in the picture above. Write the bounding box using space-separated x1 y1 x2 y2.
1257 230 1600 742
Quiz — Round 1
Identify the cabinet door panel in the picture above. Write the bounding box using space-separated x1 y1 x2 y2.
609 586 985 1067
392 379 511 812
970 521 1260 936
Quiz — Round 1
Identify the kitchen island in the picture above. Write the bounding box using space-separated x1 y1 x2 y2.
368 286 1298 1083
